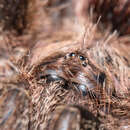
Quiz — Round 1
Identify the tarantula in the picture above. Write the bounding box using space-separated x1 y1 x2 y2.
0 0 130 129
25 46 108 129
35 50 110 98
17 28 129 129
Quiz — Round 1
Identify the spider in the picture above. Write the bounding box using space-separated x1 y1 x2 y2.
35 50 109 98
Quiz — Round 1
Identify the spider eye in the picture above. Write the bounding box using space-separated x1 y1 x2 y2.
79 55 85 61
69 53 75 57
82 62 87 67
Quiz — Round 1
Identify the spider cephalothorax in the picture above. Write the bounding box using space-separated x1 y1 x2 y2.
64 52 88 67
21 37 130 130
32 50 112 100
26 47 116 129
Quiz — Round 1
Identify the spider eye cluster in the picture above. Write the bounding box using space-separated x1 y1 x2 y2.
65 52 88 67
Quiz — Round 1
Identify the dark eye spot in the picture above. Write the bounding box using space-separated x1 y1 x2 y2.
98 72 106 85
82 62 87 67
79 55 85 61
69 53 75 57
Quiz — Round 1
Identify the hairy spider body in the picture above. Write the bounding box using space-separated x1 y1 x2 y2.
23 36 130 130
33 50 114 100
0 0 130 129
25 45 116 129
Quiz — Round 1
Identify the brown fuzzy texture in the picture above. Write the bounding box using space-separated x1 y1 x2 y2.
0 80 29 130
0 0 28 34
74 0 130 36
18 24 129 129
0 0 130 130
